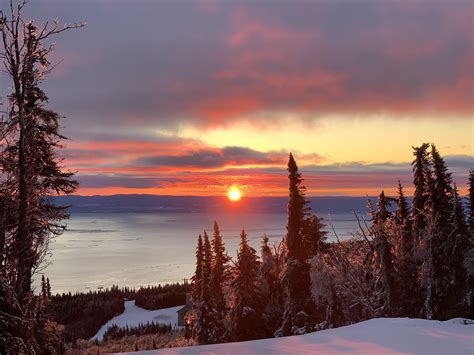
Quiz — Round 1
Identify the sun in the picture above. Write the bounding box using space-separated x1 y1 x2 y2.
227 186 242 202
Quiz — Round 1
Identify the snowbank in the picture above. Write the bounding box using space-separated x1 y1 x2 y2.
123 317 474 354
92 300 183 341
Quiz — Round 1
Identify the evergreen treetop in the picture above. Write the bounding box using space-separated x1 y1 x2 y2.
191 235 204 303
411 143 432 238
468 170 474 233
286 153 310 261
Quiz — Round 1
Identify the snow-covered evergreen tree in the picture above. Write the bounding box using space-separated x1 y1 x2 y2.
191 234 203 308
429 144 453 247
229 230 263 341
466 171 474 318
411 143 432 241
302 215 328 258
258 235 283 336
394 182 420 317
422 147 459 320
193 232 214 344
277 153 316 336
209 221 230 342
446 185 471 317
326 280 344 328
468 170 474 234
370 191 397 316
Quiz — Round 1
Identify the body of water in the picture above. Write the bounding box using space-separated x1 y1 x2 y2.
40 212 363 293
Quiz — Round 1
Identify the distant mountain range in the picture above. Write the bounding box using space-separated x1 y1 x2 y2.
52 195 378 214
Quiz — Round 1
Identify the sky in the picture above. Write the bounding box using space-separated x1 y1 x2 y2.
3 0 473 196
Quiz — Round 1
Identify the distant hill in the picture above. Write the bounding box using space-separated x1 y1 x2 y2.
52 195 376 214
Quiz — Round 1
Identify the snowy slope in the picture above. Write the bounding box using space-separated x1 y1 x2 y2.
123 318 474 355
92 300 183 342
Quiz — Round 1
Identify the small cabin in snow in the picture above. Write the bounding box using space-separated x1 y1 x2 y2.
177 293 192 327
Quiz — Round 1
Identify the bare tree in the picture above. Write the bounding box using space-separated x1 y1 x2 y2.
0 1 83 352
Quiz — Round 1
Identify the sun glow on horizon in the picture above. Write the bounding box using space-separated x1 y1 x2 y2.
227 186 242 201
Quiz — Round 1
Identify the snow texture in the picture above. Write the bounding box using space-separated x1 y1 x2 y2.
121 317 473 354
92 300 183 342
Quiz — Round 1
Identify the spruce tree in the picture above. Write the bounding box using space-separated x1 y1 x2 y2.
46 278 51 300
193 232 214 344
396 182 412 255
326 280 344 328
0 3 81 305
210 221 229 342
302 215 328 257
191 235 204 309
41 275 47 305
429 144 453 243
446 185 471 317
277 153 315 336
229 229 263 341
370 191 397 316
411 143 431 240
468 170 474 233
373 190 391 223
466 171 474 318
0 4 82 352
258 235 283 336
423 147 458 319
395 182 419 316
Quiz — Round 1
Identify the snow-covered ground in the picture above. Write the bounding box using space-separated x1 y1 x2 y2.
123 317 474 355
92 300 183 342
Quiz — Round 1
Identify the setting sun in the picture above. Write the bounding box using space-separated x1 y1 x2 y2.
227 186 242 201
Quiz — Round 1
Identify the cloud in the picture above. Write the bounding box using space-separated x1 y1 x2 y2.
17 0 472 135
72 152 472 196
77 174 164 189
132 146 292 169
8 1 470 196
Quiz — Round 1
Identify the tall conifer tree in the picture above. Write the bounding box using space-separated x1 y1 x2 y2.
0 3 82 352
423 147 458 319
210 222 229 315
193 232 214 344
209 221 229 342
191 235 204 307
370 191 397 316
446 185 471 317
395 182 420 316
411 143 431 240
468 170 474 233
258 235 283 336
229 230 263 341
278 153 315 336
466 171 474 318
429 144 453 241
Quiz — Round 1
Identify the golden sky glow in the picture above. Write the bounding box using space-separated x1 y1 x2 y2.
21 1 473 197
178 115 473 165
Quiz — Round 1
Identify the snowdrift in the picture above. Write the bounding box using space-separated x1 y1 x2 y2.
123 317 473 355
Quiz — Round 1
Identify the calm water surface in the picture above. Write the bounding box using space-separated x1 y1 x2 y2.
40 212 361 293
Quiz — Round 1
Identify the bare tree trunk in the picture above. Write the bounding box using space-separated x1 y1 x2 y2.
0 194 6 275
8 14 31 302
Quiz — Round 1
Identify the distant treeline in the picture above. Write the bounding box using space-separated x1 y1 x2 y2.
102 322 173 342
135 283 189 310
49 282 190 342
